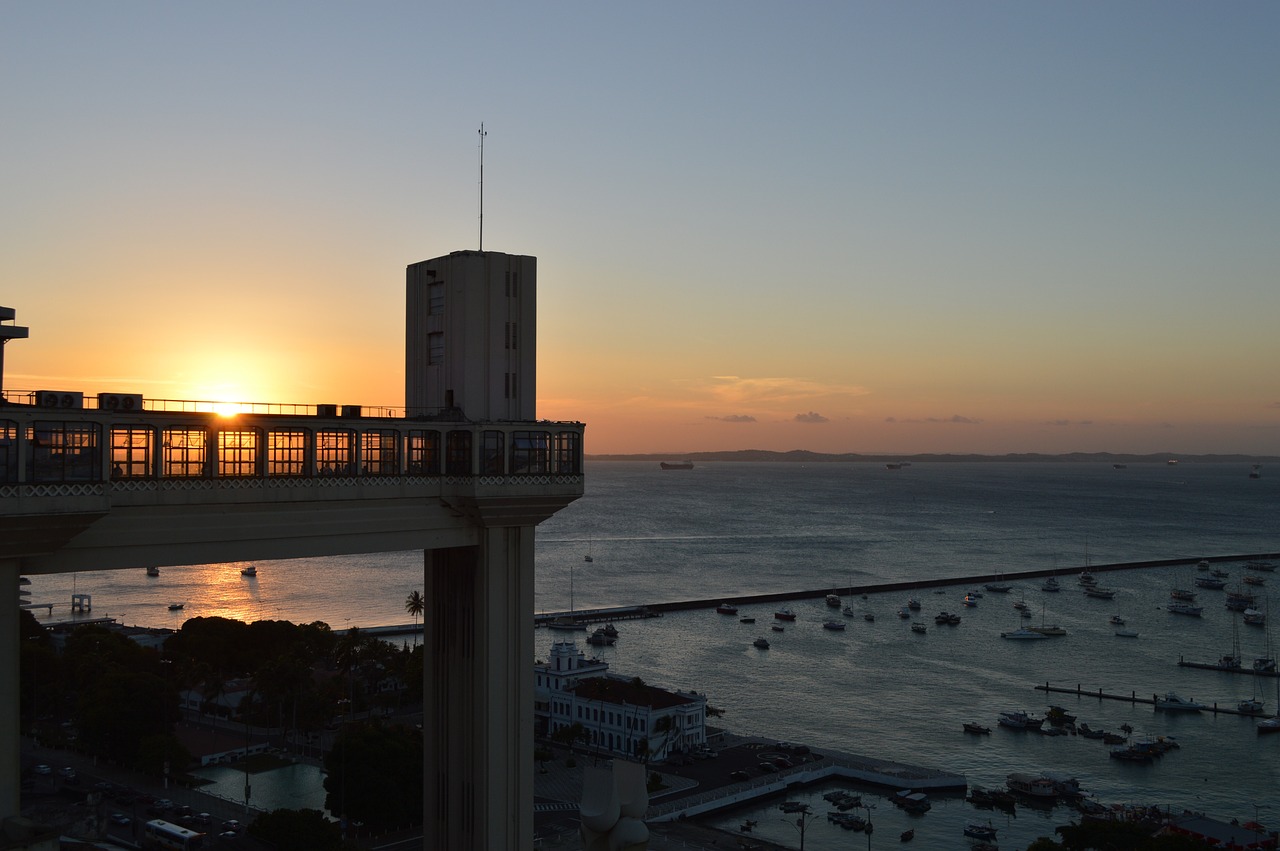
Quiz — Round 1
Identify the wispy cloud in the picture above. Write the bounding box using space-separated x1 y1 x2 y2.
1046 419 1093 427
794 411 829 424
704 375 869 405
885 415 982 425
707 414 757 423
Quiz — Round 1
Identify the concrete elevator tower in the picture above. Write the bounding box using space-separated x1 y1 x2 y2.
405 250 550 848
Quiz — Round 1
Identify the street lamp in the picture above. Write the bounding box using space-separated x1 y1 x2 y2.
779 808 817 851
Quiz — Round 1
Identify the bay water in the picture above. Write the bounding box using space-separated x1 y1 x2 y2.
26 461 1280 849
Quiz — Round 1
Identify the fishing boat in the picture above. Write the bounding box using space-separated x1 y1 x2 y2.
167 602 184 611
1244 608 1267 626
910 622 927 634
739 616 756 624
1084 586 1116 599
752 637 769 649
774 609 797 621
823 621 846 631
826 593 841 608
1247 560 1276 572
1110 615 1125 625
1243 574 1266 586
1195 576 1227 590
1155 692 1205 711
586 627 616 646
715 602 739 615
842 605 856 617
863 612 875 622
998 711 1045 730
963 722 991 735
1115 629 1139 638
240 565 257 577
1006 772 1058 799
1041 576 1061 592
1167 601 1203 616
963 822 998 841
1170 588 1196 601
771 624 784 632
962 593 979 607
145 566 160 577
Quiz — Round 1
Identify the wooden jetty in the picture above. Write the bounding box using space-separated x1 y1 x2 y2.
1033 682 1266 716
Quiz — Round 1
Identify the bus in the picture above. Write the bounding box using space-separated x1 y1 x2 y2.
142 819 206 850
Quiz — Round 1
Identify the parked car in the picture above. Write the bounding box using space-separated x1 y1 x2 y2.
109 813 131 826
729 770 749 781
757 762 778 773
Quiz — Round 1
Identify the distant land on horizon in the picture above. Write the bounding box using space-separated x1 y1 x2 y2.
586 450 1278 465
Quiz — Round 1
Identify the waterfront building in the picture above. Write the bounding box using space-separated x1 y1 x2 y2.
534 640 707 761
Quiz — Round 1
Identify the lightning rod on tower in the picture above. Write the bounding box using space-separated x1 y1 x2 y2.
478 123 487 252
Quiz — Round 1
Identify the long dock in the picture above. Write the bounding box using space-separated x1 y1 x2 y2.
1177 656 1279 678
1033 682 1269 716
537 552 1280 624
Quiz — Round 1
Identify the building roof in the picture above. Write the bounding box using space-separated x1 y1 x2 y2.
570 676 701 710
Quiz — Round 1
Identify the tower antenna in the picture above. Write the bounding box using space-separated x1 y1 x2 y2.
478 123 487 252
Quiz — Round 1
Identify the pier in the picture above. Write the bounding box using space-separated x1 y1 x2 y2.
541 553 1280 620
1033 682 1270 716
1177 656 1279 677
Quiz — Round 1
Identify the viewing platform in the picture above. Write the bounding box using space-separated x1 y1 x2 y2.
0 390 585 573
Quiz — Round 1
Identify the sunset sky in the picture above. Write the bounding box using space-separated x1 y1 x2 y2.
3 3 1277 456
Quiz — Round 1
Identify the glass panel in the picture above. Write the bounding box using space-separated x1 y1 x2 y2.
267 429 307 477
553 431 582 475
218 429 259 477
163 428 207 478
0 420 16 482
445 430 472 476
481 430 504 475
407 429 440 475
509 431 550 475
316 430 353 476
361 429 398 475
110 425 153 478
29 421 100 482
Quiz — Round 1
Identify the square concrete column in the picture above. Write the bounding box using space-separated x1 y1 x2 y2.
422 526 535 849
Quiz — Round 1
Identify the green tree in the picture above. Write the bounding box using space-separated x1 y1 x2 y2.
249 808 356 851
323 722 422 828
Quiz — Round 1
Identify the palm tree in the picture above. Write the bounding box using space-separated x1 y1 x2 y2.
404 590 425 631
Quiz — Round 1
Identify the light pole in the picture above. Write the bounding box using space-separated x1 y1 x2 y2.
863 802 875 850
780 808 817 851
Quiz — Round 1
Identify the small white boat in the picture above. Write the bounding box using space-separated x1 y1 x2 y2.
1167 601 1204 616
1155 692 1205 711
1083 586 1116 599
962 593 979 607
1238 697 1266 715
715 602 739 615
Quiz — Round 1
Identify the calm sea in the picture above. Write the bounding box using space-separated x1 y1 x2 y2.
26 461 1280 850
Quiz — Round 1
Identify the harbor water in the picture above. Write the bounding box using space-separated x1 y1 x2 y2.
25 460 1280 849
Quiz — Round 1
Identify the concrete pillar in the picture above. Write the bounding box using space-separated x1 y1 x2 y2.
422 526 535 849
0 559 19 823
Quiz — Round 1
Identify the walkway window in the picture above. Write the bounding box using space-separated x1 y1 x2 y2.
445 430 472 476
316 429 354 476
428 281 444 315
218 429 260 477
407 429 440 475
163 428 206 477
553 431 582 475
110 425 153 478
29 420 100 482
267 429 307 477
0 420 16 482
510 431 550 475
361 429 398 475
428 332 444 366
481 431 504 475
